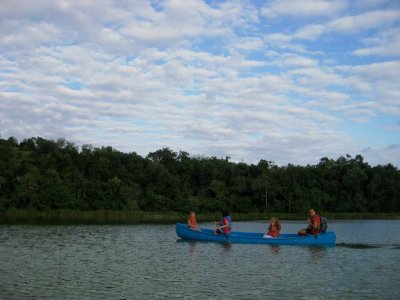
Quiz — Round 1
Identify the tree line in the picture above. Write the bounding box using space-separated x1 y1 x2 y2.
0 136 399 213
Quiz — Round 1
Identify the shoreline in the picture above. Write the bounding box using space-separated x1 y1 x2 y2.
1 209 399 225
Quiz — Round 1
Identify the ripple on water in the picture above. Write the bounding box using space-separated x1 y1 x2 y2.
336 242 382 249
0 221 400 299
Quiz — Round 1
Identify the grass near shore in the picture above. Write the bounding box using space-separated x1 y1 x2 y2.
0 209 399 225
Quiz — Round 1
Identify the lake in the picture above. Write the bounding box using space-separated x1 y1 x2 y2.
0 220 399 299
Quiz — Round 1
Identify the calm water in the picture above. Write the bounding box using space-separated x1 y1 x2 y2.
0 220 399 299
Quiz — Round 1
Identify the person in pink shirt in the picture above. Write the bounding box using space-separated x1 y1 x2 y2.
214 210 231 235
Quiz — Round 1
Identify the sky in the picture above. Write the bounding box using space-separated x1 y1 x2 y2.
1 0 399 167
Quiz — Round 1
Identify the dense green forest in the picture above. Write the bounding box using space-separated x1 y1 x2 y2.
0 136 399 214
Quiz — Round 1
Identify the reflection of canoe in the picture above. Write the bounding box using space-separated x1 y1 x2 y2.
176 223 336 246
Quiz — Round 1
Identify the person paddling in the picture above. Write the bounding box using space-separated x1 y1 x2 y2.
298 208 320 236
214 210 231 236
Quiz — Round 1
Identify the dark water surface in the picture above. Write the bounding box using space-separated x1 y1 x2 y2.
0 220 399 299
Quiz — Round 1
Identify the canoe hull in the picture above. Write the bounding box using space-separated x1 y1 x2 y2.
176 223 336 246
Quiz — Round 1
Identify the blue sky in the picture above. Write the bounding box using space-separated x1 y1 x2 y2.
0 0 399 166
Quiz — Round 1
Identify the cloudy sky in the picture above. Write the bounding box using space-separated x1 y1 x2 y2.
1 0 399 166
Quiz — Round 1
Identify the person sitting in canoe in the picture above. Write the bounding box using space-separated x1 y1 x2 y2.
214 210 231 235
225 210 232 230
263 217 281 238
187 211 200 231
298 208 320 236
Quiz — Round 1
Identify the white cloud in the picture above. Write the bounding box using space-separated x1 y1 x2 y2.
0 0 399 167
265 33 293 44
335 61 400 116
288 67 344 87
361 145 400 166
354 28 400 56
261 0 348 19
274 54 319 67
232 37 264 51
328 9 400 33
294 24 326 40
294 9 400 40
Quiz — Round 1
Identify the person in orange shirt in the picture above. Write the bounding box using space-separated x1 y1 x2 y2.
187 212 200 231
263 217 281 238
298 208 321 236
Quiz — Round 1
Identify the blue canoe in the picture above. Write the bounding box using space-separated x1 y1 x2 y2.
176 223 336 246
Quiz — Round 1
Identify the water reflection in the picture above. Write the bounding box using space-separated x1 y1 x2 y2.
270 245 281 255
221 243 232 252
176 239 199 255
189 242 197 254
177 238 232 255
308 246 327 261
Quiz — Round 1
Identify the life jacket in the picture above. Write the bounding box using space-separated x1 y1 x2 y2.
188 216 197 228
267 222 281 237
309 214 321 234
222 217 231 234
